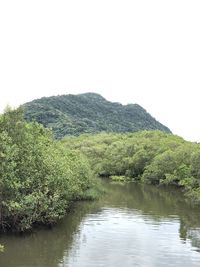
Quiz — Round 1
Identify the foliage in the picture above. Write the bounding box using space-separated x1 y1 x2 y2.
62 131 200 203
0 107 95 232
0 244 4 252
110 175 131 182
23 93 171 138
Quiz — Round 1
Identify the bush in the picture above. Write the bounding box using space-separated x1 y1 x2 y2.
62 131 200 203
0 108 95 232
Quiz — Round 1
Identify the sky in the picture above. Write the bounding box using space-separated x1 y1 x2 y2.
0 0 200 142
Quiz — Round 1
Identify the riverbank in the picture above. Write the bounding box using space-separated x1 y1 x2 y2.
62 131 200 204
0 108 99 233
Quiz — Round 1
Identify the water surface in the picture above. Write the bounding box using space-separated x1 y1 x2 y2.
1 181 200 267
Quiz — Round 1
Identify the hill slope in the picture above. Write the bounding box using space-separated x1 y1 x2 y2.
23 93 171 138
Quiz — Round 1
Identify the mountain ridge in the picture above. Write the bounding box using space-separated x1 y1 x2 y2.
23 92 171 138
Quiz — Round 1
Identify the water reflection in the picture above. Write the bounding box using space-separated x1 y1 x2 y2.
1 181 200 267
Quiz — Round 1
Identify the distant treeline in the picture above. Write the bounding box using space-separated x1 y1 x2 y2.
62 131 200 203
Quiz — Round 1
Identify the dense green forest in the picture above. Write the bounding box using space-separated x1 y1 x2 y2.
0 108 97 235
23 93 171 138
1 106 200 253
62 131 200 203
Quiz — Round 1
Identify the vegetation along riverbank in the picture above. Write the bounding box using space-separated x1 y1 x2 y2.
0 108 98 235
62 131 200 203
1 107 200 252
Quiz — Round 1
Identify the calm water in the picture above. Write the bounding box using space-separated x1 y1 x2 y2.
1 181 200 267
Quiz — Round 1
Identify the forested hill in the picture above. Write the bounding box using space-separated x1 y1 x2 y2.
23 93 171 138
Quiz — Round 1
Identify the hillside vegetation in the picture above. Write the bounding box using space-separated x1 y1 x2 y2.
23 93 171 138
62 131 200 203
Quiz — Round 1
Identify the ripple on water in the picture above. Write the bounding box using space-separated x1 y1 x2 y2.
61 207 200 267
1 182 200 267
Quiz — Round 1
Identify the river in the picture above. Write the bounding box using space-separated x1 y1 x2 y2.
1 181 200 267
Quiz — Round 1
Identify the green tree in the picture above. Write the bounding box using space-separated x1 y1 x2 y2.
0 108 95 232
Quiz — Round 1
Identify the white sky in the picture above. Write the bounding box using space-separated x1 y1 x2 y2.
0 0 200 142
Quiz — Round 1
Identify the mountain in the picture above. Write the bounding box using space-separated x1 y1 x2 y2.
23 93 171 138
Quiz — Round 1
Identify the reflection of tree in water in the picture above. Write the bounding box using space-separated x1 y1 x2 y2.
0 201 102 267
102 181 200 252
187 230 200 251
1 180 200 266
179 216 200 250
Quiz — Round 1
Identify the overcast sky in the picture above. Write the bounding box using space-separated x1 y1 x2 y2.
0 0 200 142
